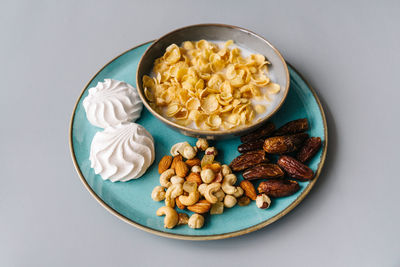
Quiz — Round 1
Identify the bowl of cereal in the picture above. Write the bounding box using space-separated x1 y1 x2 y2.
136 24 289 139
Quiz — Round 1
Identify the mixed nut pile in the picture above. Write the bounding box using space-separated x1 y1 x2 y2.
152 118 322 229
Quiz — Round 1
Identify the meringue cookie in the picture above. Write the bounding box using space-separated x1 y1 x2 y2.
89 122 155 182
83 79 143 128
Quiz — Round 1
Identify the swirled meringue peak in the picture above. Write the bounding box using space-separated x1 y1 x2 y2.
89 122 155 182
83 79 143 128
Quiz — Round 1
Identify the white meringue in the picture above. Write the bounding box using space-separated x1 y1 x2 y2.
89 122 155 182
83 79 143 128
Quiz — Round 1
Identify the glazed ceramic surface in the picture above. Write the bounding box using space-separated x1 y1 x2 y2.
70 41 327 240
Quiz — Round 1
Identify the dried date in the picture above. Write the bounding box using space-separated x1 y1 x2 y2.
296 137 322 163
274 118 308 136
258 179 300 198
278 155 314 181
243 163 284 180
240 122 275 143
229 150 268 172
238 139 264 153
263 133 308 154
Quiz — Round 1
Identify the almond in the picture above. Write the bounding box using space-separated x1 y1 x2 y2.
158 155 173 174
240 180 257 200
175 161 189 178
171 155 183 170
185 158 201 167
187 200 211 214
186 172 202 186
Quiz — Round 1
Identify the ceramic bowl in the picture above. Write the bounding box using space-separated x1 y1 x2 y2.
136 24 289 139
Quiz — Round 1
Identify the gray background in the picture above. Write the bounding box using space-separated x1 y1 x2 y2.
1 0 399 266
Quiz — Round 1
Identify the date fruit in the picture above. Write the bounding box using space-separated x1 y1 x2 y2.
278 155 314 181
296 137 322 163
258 179 300 198
229 150 268 171
243 163 284 180
238 139 264 153
263 133 308 154
240 122 275 143
274 118 308 136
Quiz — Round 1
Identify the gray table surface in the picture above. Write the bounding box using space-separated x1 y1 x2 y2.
1 0 399 266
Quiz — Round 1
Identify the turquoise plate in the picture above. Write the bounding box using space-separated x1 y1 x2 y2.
69 41 328 240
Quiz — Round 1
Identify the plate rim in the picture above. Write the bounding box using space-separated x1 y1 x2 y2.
69 40 328 241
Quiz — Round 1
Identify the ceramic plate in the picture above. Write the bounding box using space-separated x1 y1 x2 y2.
69 41 327 240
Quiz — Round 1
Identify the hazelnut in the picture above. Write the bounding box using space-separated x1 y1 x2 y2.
191 165 201 173
256 194 271 209
223 195 237 208
196 138 209 151
183 146 197 160
188 214 204 229
200 168 215 183
205 146 218 156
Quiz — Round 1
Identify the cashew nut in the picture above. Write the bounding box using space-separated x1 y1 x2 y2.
170 141 190 156
215 188 225 202
188 214 204 229
224 195 237 208
156 206 178 229
179 181 200 206
198 183 207 196
170 175 185 184
200 168 215 183
232 186 244 198
221 174 237 195
221 164 232 176
151 186 166 201
160 169 175 188
204 182 221 204
165 183 183 207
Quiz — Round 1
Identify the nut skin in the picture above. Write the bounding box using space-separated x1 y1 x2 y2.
187 199 211 214
186 172 202 186
242 163 284 180
278 155 314 181
296 137 322 163
240 180 257 200
205 147 218 156
258 179 300 198
240 122 275 143
171 155 183 170
263 133 309 154
175 161 189 178
158 155 173 174
256 194 271 209
237 196 251 206
185 158 201 167
274 118 309 136
229 150 268 172
238 139 264 153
